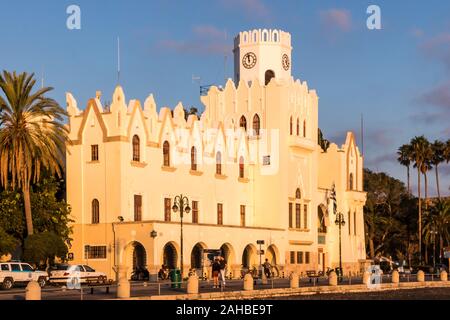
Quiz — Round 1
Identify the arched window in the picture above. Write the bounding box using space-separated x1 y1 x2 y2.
191 146 197 171
290 116 293 135
216 152 222 175
295 188 301 199
92 199 99 224
239 116 247 131
349 173 354 190
303 120 306 138
265 70 275 85
239 156 245 178
132 135 140 162
253 114 260 136
296 118 300 136
163 141 170 167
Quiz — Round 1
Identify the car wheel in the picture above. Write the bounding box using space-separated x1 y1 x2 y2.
38 277 46 288
2 278 13 290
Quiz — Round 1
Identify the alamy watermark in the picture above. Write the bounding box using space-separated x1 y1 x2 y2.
367 5 382 30
66 5 81 30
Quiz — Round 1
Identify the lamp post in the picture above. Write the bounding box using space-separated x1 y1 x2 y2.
330 184 345 281
172 194 191 279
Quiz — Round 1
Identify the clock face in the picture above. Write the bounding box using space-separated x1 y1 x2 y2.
282 54 290 71
242 52 257 69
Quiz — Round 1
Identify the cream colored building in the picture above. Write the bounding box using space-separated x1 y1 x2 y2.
66 29 367 280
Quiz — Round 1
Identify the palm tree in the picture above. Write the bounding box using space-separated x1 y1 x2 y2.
433 200 450 264
420 141 433 210
0 71 69 236
397 144 412 194
431 140 445 200
444 139 450 163
410 135 430 263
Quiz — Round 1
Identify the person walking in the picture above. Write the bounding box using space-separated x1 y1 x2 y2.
212 258 221 288
263 259 272 279
219 256 227 288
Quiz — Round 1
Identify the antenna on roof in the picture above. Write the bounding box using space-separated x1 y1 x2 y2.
117 37 121 84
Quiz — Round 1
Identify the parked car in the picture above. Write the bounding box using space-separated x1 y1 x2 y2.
49 264 107 285
411 265 434 274
0 262 49 290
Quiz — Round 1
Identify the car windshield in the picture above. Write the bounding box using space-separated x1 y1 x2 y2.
51 264 71 270
83 266 95 272
21 264 33 272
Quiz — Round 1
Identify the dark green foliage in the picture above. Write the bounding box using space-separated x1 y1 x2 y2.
23 231 68 265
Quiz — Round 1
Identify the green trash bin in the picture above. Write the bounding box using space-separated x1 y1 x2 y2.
170 269 181 288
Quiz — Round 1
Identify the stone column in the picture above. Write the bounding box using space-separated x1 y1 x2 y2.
362 271 370 285
114 265 130 299
328 271 338 286
187 274 199 294
391 270 399 284
147 264 159 282
232 265 241 279
417 270 425 282
440 271 448 282
25 281 41 300
243 274 253 291
289 272 299 289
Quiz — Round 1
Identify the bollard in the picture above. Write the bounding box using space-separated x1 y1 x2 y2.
187 274 199 294
25 281 41 300
391 270 399 284
417 270 425 282
289 272 299 289
328 271 338 286
362 271 370 285
117 278 130 299
440 271 448 282
243 274 253 291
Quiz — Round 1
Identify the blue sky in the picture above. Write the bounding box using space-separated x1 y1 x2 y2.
1 0 449 196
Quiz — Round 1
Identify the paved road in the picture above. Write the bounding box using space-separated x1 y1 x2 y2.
270 287 450 300
0 274 441 300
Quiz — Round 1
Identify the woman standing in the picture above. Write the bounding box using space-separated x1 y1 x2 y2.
212 258 221 288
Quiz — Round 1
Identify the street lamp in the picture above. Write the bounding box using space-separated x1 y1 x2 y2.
172 194 191 279
330 183 345 281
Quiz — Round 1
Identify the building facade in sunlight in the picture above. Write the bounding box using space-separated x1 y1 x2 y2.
66 29 367 280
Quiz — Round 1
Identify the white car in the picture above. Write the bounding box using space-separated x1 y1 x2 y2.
0 262 49 289
49 264 107 285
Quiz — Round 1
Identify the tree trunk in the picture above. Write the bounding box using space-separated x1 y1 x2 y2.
417 168 422 264
435 165 441 200
369 237 375 259
407 165 410 195
425 245 428 264
440 236 444 264
22 184 34 236
424 172 428 210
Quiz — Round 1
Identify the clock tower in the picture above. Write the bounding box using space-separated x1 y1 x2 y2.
233 29 292 86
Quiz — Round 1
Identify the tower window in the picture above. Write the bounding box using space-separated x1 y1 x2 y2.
163 141 170 167
296 118 300 136
303 120 306 138
265 70 275 85
290 117 293 135
253 114 260 136
216 152 222 175
191 146 197 171
91 199 99 224
349 173 354 190
134 195 142 222
239 156 245 178
239 116 247 131
132 135 140 162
